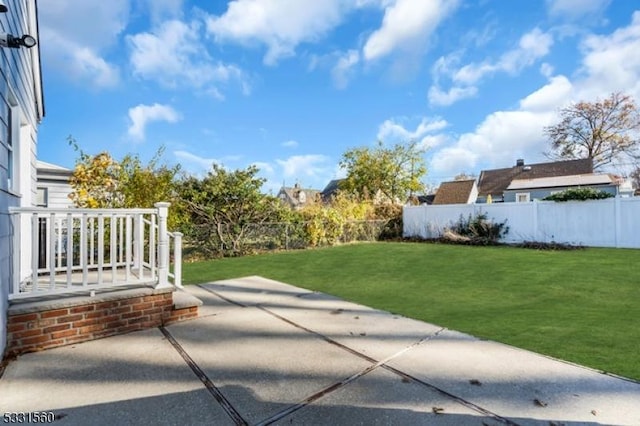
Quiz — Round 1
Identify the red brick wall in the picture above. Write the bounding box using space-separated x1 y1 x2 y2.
6 291 197 357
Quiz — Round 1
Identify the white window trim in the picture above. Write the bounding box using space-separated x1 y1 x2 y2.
515 192 530 203
7 98 20 193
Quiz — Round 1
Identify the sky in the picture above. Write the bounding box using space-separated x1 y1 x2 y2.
36 0 640 193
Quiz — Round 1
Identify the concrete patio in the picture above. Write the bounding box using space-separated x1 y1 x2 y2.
1 276 639 425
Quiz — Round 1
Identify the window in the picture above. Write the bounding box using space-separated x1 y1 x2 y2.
7 106 14 190
516 193 530 203
6 92 20 192
36 187 48 207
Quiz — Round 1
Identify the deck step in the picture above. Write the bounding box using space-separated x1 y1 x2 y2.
172 290 203 310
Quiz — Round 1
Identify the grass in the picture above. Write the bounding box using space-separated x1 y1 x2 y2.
183 242 640 380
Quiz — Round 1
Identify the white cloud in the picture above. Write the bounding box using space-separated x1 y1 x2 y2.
128 19 249 94
546 0 610 19
430 76 571 177
141 0 184 23
363 0 459 62
429 28 553 107
173 150 220 172
378 117 449 153
38 0 128 88
282 140 299 148
128 103 181 141
206 0 346 65
430 11 640 179
575 11 640 101
428 85 478 107
453 28 553 85
277 155 330 178
251 161 275 174
519 75 573 111
378 117 448 147
332 50 360 89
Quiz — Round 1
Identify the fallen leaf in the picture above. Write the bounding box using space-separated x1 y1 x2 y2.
591 410 597 416
469 379 482 386
354 316 359 319
534 398 548 407
359 332 366 336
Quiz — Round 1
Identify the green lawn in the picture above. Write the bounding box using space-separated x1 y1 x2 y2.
183 242 640 380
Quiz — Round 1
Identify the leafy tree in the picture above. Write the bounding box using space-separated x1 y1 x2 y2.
339 141 427 203
545 92 640 170
631 167 640 190
68 138 180 210
69 142 121 208
454 172 476 181
178 164 289 257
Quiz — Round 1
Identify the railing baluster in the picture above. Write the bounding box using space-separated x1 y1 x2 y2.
66 213 73 287
31 213 38 293
49 213 56 289
135 214 144 279
56 217 62 269
125 215 131 282
111 214 117 283
89 217 95 266
98 214 104 285
119 215 124 266
81 213 88 286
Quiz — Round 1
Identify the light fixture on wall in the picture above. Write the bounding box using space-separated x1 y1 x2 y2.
0 1 8 13
0 32 37 49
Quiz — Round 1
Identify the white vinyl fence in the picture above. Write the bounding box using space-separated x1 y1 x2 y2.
403 196 640 248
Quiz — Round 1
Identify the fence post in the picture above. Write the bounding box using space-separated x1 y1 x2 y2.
533 200 539 242
155 202 172 289
173 232 183 288
614 195 622 248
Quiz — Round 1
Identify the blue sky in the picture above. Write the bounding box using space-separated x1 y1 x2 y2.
37 0 640 193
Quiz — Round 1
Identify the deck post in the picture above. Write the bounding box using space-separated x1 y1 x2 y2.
155 202 172 289
173 232 183 289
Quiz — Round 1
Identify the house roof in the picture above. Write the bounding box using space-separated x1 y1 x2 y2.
36 160 73 183
433 179 476 205
320 179 344 201
278 186 320 208
477 158 593 197
506 173 617 191
36 160 72 172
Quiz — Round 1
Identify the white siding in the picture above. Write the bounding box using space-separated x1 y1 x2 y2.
0 0 43 356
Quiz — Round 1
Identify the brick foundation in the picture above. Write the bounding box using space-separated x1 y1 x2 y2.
5 288 199 358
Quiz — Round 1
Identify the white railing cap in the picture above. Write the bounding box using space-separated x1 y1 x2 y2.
9 207 157 215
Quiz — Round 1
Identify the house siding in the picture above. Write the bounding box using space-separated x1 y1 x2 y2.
0 0 43 356
503 184 618 202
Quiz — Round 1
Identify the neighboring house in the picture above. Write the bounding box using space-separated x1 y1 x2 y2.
36 160 73 208
277 183 320 210
503 173 623 202
477 158 593 203
0 0 44 355
320 178 344 203
432 179 478 205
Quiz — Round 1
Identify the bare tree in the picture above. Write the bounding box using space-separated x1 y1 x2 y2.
545 92 640 170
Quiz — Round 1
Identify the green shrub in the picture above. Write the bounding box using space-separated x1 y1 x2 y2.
543 188 614 202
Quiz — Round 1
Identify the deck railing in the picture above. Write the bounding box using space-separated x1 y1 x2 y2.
8 202 182 300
